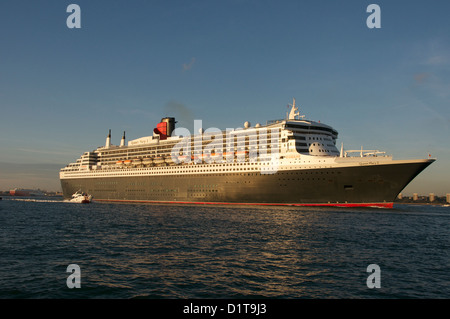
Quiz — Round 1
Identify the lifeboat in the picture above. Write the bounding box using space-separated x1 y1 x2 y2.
236 150 249 157
236 150 249 162
198 153 210 161
153 156 165 164
116 160 124 165
123 160 132 165
142 158 153 165
210 152 224 162
223 152 235 156
177 155 190 162
221 152 235 162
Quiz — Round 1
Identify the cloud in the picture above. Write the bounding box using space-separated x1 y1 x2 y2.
426 55 448 66
182 57 196 72
413 72 430 84
412 72 450 99
421 38 450 66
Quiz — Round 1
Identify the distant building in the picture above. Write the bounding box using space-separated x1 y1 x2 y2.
429 193 435 202
397 193 403 200
9 188 44 196
447 194 450 204
413 193 418 201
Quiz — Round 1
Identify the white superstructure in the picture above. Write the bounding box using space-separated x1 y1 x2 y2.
61 99 390 180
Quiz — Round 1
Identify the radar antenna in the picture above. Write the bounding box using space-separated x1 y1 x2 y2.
288 98 304 120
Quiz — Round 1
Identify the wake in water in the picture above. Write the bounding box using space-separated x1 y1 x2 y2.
4 197 95 204
4 198 66 203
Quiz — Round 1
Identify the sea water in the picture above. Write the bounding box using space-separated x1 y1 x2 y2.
1 197 449 299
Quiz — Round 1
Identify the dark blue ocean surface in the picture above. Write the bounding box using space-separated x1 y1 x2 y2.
0 197 449 299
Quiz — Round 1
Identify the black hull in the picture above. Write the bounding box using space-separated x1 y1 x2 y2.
60 160 434 208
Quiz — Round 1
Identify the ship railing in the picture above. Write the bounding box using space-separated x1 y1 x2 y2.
343 149 387 157
266 119 284 125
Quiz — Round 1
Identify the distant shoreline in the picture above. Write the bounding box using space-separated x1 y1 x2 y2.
395 196 449 206
395 201 450 206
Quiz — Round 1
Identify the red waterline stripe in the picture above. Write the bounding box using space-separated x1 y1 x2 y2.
94 199 393 208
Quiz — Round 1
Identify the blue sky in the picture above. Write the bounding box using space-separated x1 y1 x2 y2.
0 0 449 195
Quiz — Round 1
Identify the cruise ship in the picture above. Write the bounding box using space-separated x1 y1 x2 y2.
60 99 435 208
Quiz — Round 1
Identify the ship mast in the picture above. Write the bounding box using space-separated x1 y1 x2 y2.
287 98 304 120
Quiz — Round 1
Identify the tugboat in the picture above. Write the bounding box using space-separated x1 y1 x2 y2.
68 190 92 203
